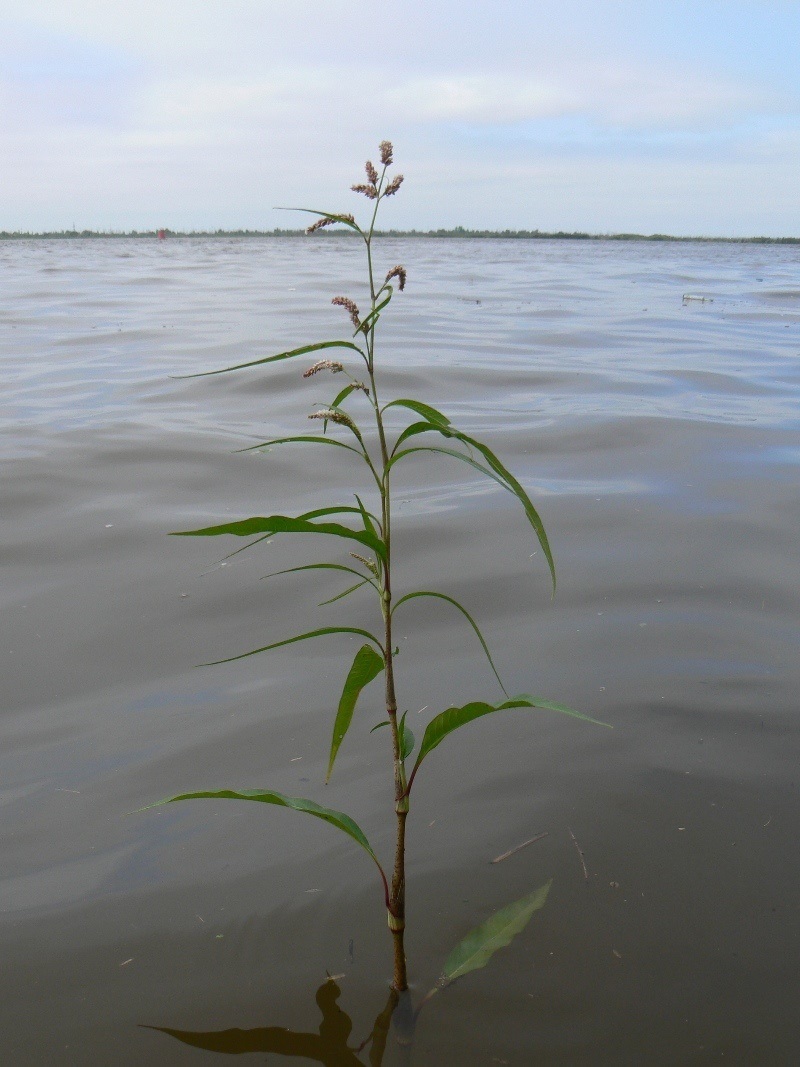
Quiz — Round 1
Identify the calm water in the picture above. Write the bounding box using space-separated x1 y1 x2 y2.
1 237 798 1065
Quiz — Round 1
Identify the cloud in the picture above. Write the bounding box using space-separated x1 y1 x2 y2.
388 64 782 130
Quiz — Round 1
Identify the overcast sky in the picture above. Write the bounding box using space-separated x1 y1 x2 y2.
3 1 799 235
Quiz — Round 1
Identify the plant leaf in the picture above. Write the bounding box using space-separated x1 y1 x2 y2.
327 645 386 782
143 788 384 873
175 340 366 379
171 514 386 562
358 286 393 335
392 590 507 697
449 429 556 592
318 579 371 606
437 881 552 988
388 444 507 491
277 206 364 236
237 435 363 458
407 696 610 790
354 494 379 537
383 403 555 591
331 383 356 408
261 561 377 586
370 720 390 733
204 626 384 666
399 712 415 761
382 398 452 427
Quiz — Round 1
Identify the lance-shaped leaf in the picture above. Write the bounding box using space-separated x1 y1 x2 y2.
175 340 366 379
392 590 507 697
450 428 556 592
382 398 452 428
237 435 363 459
278 206 365 236
261 561 379 590
399 712 415 761
203 626 383 666
386 402 555 591
318 579 372 607
406 696 610 792
437 881 552 988
171 513 386 562
143 789 387 891
327 645 385 782
388 444 507 493
358 286 393 335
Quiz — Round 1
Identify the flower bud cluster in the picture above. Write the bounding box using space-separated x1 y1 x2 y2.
306 213 354 234
385 265 407 291
351 183 378 200
308 409 356 429
302 360 344 378
332 295 361 328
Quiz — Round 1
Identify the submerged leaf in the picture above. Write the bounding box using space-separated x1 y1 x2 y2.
438 881 552 987
327 645 385 782
407 696 610 791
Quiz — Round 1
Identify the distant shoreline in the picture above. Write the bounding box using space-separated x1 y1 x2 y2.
2 227 799 244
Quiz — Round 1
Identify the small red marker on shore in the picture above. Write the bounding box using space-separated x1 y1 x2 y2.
157 229 166 240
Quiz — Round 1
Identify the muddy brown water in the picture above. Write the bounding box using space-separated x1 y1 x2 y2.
1 236 798 1065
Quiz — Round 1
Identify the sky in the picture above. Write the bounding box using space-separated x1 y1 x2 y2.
3 0 800 235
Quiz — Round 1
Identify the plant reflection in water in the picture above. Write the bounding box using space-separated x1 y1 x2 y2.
144 881 551 1063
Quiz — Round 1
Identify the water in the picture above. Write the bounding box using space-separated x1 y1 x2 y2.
1 236 798 1064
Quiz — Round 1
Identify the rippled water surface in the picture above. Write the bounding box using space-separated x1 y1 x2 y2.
1 237 799 1065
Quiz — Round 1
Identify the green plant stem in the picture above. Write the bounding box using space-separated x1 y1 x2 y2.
363 169 409 991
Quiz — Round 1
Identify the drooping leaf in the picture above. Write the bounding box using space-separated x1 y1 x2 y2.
370 720 390 733
237 435 363 459
277 206 365 236
171 514 386 562
399 712 415 761
407 696 610 791
174 340 366 379
388 444 507 492
450 429 556 592
383 401 555 590
327 645 385 782
437 881 552 988
142 789 385 877
382 398 452 428
204 626 384 666
392 590 507 697
390 419 438 456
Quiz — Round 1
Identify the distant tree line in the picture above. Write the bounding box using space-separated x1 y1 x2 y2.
2 226 798 243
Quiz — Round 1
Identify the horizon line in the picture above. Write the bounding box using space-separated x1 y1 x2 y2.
2 227 799 244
